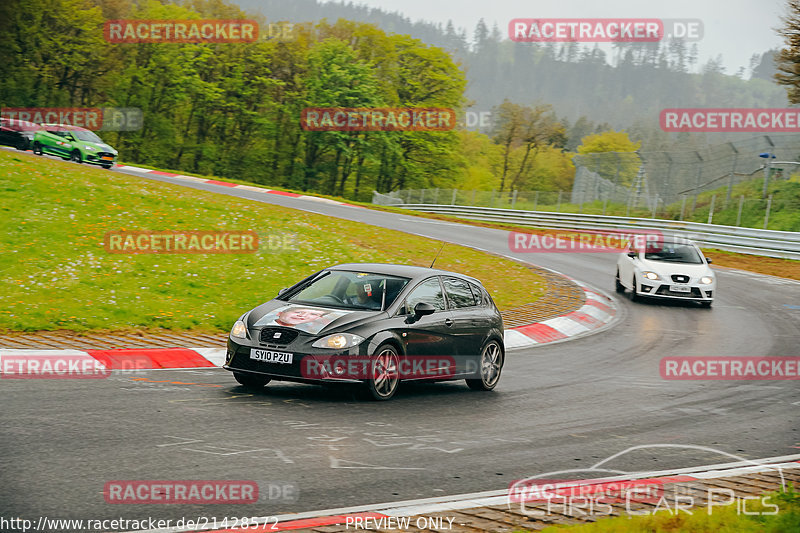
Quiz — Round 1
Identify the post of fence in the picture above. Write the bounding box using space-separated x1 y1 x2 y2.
764 194 773 229
679 195 687 220
726 143 738 208
557 190 562 211
433 188 439 204
420 189 425 203
707 194 716 225
471 189 476 206
736 195 744 226
511 189 518 209
626 189 632 217
533 191 539 211
490 189 496 207
651 193 658 218
602 197 608 215
451 188 457 205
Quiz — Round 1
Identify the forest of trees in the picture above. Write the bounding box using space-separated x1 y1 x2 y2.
0 0 793 201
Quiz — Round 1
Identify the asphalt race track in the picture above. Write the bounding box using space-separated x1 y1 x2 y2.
2 169 799 528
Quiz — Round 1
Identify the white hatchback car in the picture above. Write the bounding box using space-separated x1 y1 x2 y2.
615 237 715 307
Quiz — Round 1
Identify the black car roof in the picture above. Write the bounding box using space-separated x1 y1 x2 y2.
1 118 42 131
328 263 482 284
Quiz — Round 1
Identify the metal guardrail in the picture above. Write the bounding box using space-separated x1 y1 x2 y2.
392 204 800 260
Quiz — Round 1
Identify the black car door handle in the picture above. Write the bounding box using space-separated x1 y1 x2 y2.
445 318 454 327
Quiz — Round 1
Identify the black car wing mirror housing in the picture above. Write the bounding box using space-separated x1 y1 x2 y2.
706 257 712 264
414 302 436 317
627 251 638 259
405 302 436 324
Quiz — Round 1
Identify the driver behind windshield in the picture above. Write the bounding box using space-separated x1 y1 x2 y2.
346 279 383 310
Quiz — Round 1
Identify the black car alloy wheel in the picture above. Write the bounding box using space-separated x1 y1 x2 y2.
466 340 503 391
365 344 400 401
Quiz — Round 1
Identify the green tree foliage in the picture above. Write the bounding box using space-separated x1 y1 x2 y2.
1 0 479 200
776 0 800 103
576 131 641 186
491 101 568 191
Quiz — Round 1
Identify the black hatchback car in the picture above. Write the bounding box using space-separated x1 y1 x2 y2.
0 118 41 150
224 263 505 400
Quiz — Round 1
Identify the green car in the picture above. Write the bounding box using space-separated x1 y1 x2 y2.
32 123 118 168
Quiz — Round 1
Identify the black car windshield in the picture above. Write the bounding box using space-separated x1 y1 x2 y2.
73 130 103 143
287 270 410 311
645 244 704 264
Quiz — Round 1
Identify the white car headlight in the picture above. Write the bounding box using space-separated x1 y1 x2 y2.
642 271 660 280
230 320 247 339
84 145 96 151
312 333 365 349
700 276 714 284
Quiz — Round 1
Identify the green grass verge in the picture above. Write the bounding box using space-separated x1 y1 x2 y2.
528 486 799 533
0 150 545 332
110 159 800 282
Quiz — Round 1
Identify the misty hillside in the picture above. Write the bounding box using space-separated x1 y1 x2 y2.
235 0 788 135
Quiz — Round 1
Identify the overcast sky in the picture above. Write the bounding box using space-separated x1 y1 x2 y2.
348 0 788 73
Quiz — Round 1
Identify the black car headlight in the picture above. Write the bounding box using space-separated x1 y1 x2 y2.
312 333 365 349
230 320 247 339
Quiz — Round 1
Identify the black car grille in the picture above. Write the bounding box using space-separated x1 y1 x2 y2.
671 274 690 283
97 151 115 158
259 327 299 346
656 285 702 298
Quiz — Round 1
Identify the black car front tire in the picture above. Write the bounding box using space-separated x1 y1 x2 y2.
466 340 504 391
363 344 400 401
32 141 42 155
631 275 641 302
70 150 83 163
615 270 625 293
16 138 29 151
233 371 270 390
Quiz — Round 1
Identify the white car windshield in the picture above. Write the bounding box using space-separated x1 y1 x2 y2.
645 244 704 264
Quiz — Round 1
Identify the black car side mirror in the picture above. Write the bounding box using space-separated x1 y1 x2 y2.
706 257 712 264
413 302 436 318
627 251 637 259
